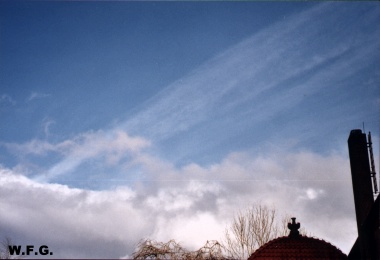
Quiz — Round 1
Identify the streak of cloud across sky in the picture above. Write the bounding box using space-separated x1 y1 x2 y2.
0 1 379 259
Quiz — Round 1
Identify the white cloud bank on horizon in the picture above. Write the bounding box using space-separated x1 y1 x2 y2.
1 145 357 258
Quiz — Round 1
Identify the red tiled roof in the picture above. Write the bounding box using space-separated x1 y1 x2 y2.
248 235 347 260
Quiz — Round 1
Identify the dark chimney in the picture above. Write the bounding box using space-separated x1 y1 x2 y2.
347 129 375 259
348 129 374 229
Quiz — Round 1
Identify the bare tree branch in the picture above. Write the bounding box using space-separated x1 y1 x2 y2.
223 204 306 259
132 239 228 259
132 204 308 259
0 237 19 260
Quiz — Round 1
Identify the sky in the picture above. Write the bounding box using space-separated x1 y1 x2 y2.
0 1 379 258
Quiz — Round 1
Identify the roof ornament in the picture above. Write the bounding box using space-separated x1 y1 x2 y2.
288 217 300 237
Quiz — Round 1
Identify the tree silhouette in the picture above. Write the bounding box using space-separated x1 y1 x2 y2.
223 204 308 259
132 204 308 259
132 239 228 259
0 237 18 259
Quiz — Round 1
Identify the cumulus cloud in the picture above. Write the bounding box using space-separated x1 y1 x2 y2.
0 147 357 258
0 168 144 259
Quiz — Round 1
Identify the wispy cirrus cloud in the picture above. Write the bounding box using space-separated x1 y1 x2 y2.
6 2 378 182
0 94 16 105
42 117 55 138
26 92 51 102
122 2 380 147
3 129 150 181
40 130 150 181
3 139 57 156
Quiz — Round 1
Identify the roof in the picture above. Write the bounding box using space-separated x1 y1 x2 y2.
248 235 348 259
248 218 347 259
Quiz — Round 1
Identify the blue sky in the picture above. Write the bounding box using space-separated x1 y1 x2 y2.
0 1 379 258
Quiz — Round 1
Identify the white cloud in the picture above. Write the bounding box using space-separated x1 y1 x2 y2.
152 212 225 251
304 188 325 200
0 167 145 258
0 146 358 258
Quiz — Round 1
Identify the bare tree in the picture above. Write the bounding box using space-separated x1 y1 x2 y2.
223 204 279 259
0 237 18 260
133 205 308 259
133 239 186 259
192 240 227 260
132 239 228 260
223 204 307 259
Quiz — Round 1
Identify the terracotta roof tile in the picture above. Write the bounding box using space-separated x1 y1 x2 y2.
248 235 347 259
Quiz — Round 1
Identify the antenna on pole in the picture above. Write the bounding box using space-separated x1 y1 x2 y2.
362 122 366 133
367 131 378 195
